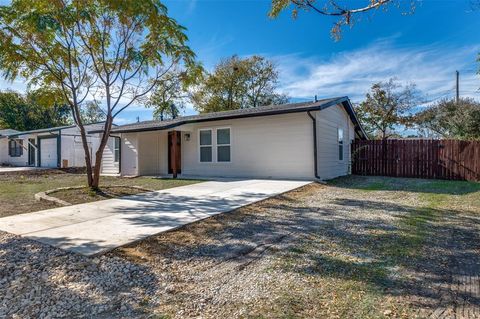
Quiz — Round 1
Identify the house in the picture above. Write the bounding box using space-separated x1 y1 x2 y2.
0 123 106 168
96 97 367 180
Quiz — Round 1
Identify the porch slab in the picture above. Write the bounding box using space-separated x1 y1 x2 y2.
0 179 311 256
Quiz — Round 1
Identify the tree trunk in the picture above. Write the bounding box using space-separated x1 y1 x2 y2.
77 124 94 187
90 115 114 189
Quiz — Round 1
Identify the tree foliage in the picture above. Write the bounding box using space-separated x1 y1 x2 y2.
0 0 196 188
191 55 288 113
356 79 420 139
80 101 106 124
414 98 480 139
0 89 71 130
147 67 201 120
269 0 416 40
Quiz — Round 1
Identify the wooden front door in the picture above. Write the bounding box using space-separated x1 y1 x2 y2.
168 131 181 177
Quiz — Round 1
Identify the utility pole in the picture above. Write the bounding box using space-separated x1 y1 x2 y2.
455 70 460 104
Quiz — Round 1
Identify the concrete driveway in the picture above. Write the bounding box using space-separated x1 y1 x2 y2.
0 179 310 256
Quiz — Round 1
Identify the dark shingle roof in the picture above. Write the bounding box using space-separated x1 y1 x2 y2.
93 97 367 139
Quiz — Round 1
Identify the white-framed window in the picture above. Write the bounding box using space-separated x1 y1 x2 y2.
338 127 344 161
199 129 213 162
216 128 231 162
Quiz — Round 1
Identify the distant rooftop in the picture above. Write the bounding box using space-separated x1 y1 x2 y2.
0 129 20 137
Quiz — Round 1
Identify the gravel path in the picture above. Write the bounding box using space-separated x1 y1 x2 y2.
0 232 157 318
1 176 478 318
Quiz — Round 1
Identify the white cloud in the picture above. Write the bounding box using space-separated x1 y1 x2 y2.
273 40 480 104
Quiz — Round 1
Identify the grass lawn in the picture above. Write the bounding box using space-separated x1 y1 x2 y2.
111 176 479 318
0 170 200 217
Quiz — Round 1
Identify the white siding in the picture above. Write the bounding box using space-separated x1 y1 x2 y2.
315 104 353 180
101 137 119 175
178 112 315 180
137 131 168 176
121 133 139 176
1 136 30 166
60 124 103 167
60 135 93 167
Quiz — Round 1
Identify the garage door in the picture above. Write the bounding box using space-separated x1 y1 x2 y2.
40 138 58 168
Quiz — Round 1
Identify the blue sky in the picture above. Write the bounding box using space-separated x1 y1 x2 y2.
1 0 479 126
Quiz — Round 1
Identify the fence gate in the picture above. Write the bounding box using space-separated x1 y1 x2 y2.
351 139 480 182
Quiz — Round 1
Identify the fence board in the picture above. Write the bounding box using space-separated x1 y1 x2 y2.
351 139 480 182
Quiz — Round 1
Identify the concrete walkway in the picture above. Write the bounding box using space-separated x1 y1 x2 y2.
0 166 43 173
0 179 310 256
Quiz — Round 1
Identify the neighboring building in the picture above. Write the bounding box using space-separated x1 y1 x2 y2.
95 97 368 180
0 123 107 168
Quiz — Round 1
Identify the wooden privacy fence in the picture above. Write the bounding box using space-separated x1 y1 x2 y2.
351 139 480 181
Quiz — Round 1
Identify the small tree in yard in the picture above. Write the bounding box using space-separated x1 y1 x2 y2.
356 78 420 139
0 0 196 189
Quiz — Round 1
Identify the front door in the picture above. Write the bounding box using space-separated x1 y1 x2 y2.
28 138 36 166
168 131 181 177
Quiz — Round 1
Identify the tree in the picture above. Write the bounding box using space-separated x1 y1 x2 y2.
0 0 196 189
191 55 288 113
269 0 416 40
0 89 71 130
356 79 420 139
0 90 31 130
147 68 200 120
26 87 72 128
414 98 480 139
80 101 106 124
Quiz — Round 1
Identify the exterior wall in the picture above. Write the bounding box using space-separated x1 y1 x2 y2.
121 133 139 176
0 139 5 163
315 104 354 180
177 112 315 180
137 131 168 176
101 137 120 175
0 135 33 166
60 135 90 167
60 124 103 168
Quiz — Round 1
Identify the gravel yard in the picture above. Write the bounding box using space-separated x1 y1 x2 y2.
1 176 479 318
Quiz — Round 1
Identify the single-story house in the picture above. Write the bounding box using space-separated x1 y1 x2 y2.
0 123 106 168
95 97 368 180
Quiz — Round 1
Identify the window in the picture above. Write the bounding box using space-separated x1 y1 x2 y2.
216 128 231 162
199 129 212 162
114 137 120 163
338 128 344 161
8 139 23 157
